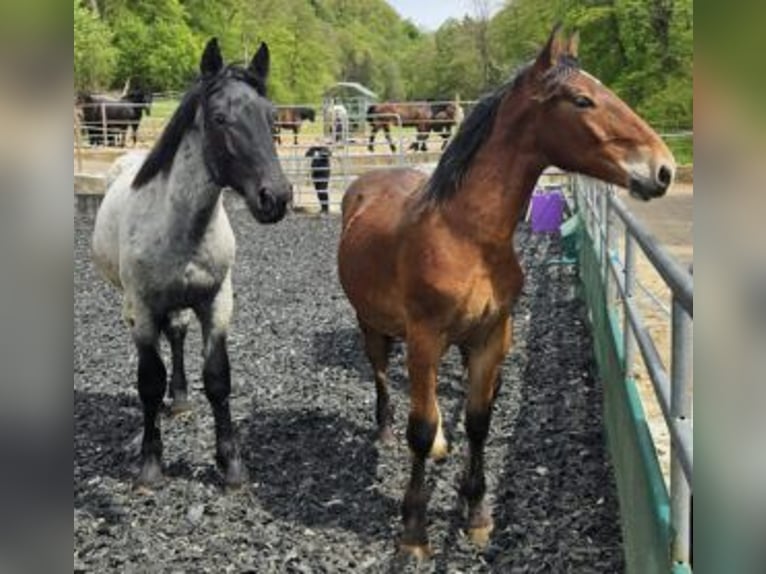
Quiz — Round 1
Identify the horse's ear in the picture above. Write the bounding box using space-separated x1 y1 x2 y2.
566 31 580 59
200 37 224 76
249 42 270 82
532 23 565 75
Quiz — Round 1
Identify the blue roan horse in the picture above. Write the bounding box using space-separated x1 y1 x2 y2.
92 38 292 489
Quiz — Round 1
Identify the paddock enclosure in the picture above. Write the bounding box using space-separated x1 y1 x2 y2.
73 104 693 573
75 196 626 572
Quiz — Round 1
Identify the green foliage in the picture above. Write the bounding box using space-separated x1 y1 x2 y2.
106 0 199 91
74 0 692 143
74 0 117 91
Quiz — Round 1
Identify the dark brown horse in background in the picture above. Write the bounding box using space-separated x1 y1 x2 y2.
429 101 464 150
273 105 316 145
338 25 675 559
367 102 432 153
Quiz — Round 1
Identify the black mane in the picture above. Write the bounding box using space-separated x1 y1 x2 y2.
132 65 266 189
424 56 579 202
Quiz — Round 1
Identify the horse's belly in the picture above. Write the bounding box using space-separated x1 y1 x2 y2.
338 225 406 336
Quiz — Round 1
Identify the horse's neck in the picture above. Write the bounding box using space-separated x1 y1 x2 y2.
162 127 222 241
441 111 545 247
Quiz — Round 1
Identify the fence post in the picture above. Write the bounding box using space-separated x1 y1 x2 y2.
623 234 637 376
670 295 693 564
74 108 84 173
604 188 617 306
599 185 607 280
100 103 108 146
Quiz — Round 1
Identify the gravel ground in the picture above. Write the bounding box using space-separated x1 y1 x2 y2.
74 194 624 573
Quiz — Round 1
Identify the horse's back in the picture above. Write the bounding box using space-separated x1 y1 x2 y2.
341 167 425 230
339 168 427 336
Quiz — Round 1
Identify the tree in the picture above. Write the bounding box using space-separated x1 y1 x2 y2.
74 0 117 91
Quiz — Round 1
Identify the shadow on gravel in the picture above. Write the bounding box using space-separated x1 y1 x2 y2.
244 407 399 542
74 391 141 522
312 326 366 373
474 261 623 572
74 390 141 484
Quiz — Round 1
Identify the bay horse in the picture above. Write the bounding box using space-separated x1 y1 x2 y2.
429 101 464 150
92 38 292 490
337 25 675 558
367 102 432 153
273 105 316 145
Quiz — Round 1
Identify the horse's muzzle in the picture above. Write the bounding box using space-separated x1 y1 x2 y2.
251 186 289 224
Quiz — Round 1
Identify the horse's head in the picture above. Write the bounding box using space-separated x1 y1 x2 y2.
301 107 316 122
198 38 292 223
125 87 153 116
523 25 676 200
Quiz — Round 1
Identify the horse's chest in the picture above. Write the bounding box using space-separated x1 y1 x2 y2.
453 261 522 335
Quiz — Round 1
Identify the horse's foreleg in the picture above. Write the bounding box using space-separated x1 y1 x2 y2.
293 128 299 146
417 128 428 152
360 322 394 443
384 125 397 153
400 326 446 558
460 316 512 547
441 129 451 150
162 309 192 415
131 307 166 490
368 126 377 152
195 272 246 489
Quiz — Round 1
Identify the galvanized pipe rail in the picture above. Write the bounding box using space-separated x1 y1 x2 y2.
574 175 693 568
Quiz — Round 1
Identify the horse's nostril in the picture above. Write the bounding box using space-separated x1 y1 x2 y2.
657 165 673 187
258 187 274 209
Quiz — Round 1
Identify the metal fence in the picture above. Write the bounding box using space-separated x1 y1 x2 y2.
574 175 693 570
74 99 470 213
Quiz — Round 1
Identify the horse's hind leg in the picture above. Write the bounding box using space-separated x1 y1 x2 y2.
130 305 167 490
162 309 192 415
459 315 512 547
360 322 394 444
195 272 246 488
384 125 396 153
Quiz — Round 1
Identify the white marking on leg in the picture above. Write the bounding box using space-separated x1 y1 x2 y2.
430 405 448 460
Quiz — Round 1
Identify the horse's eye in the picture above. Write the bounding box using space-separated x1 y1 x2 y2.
213 112 227 125
573 95 595 109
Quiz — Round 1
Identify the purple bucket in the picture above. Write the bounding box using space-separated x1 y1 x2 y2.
530 188 564 233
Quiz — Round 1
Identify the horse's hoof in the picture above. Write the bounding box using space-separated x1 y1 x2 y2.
169 397 192 416
466 504 494 547
221 457 248 490
134 458 163 493
466 522 494 548
399 542 432 560
378 426 395 446
429 433 449 461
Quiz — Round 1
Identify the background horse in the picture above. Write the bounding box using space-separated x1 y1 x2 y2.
366 102 432 153
324 103 348 143
338 25 675 558
428 101 464 150
274 105 316 145
92 38 292 491
77 87 153 147
305 145 332 213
